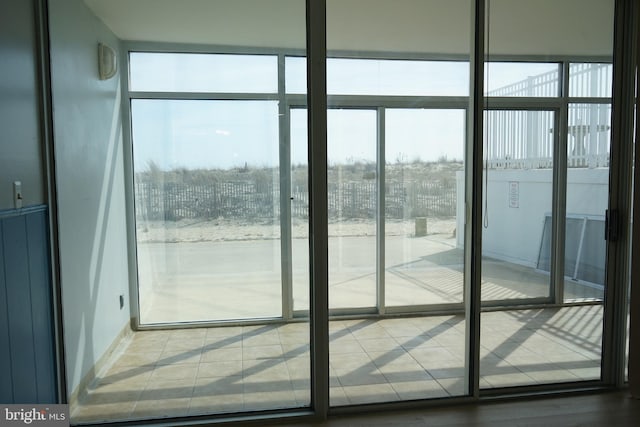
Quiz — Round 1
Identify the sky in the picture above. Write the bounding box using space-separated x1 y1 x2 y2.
132 102 467 171
130 53 577 172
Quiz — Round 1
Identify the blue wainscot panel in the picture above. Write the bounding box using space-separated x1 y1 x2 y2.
0 206 57 403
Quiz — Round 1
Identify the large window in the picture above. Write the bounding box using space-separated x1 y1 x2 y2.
287 57 469 96
132 99 282 323
485 62 560 97
124 51 615 415
129 53 278 93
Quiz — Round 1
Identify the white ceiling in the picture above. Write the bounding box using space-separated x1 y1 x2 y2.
83 0 614 57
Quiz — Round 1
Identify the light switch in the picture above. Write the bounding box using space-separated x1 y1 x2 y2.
14 181 22 209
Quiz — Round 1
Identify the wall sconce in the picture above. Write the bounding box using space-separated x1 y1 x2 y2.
98 43 117 80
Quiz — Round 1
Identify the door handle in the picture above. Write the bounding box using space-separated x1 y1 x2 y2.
605 209 619 242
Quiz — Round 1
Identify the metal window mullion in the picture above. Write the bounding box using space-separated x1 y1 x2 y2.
123 40 306 56
561 62 570 98
384 302 465 315
122 39 613 64
483 97 562 109
117 47 146 330
551 62 571 304
465 0 484 400
279 54 293 320
377 107 386 315
326 95 469 108
34 0 68 403
264 95 470 109
629 0 640 396
602 0 637 388
567 97 614 104
127 91 279 101
306 0 329 418
549 104 569 304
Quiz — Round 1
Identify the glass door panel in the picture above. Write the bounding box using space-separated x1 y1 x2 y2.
290 108 310 312
290 108 378 312
480 108 604 388
564 103 611 301
481 109 555 302
384 109 466 307
327 109 378 310
132 100 282 324
479 0 613 391
325 0 472 407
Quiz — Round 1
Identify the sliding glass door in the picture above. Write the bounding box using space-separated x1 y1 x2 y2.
478 0 614 390
481 109 556 304
327 109 378 310
384 109 466 309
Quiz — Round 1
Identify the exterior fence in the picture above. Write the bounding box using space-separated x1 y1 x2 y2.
135 179 457 222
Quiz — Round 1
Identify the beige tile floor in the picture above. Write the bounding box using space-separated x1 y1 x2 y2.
72 305 603 424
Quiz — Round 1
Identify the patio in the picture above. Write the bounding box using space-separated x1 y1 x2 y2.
136 227 603 323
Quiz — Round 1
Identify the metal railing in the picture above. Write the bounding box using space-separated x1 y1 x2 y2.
486 64 611 169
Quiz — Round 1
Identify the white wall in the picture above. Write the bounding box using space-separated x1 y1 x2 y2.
48 0 130 395
0 0 45 209
566 168 610 216
482 169 555 266
457 168 609 267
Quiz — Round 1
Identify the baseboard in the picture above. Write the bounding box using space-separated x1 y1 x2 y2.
68 320 133 408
